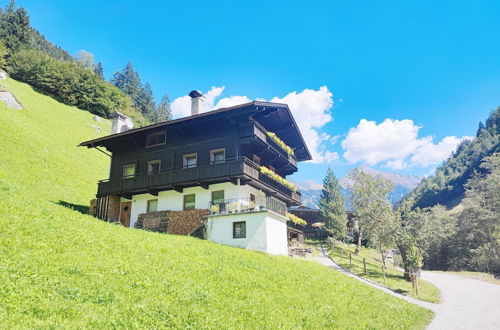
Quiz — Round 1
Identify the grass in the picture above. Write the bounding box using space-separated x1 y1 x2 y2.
0 78 433 328
328 243 441 303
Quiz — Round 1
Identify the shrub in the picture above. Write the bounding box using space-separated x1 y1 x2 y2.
7 49 147 125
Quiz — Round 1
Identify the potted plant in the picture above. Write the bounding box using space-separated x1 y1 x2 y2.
210 204 220 215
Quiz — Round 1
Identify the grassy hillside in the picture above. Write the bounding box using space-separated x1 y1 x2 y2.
0 78 433 328
328 243 440 303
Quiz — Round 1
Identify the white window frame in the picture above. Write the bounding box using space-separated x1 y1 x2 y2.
183 153 197 168
210 148 226 164
122 164 136 178
147 159 161 174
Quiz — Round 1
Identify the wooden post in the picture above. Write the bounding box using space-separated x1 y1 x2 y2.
363 258 367 275
349 253 352 267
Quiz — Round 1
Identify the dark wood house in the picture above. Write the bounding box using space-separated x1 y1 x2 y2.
80 95 311 255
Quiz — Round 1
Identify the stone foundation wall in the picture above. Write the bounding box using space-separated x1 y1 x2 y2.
136 209 209 235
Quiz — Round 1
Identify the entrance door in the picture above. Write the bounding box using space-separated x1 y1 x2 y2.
119 202 131 227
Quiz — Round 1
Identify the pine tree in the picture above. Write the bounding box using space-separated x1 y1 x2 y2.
0 1 31 53
137 82 155 118
154 93 172 123
318 167 346 240
94 62 104 78
110 62 142 103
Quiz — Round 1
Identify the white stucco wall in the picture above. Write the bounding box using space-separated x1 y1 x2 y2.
125 182 262 228
206 211 288 255
265 212 289 255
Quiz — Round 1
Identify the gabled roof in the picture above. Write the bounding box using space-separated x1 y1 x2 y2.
79 101 313 161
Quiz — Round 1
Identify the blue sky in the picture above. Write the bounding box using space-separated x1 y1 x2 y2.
17 0 500 185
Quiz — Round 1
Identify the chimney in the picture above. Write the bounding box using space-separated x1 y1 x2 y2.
189 90 204 115
110 111 134 134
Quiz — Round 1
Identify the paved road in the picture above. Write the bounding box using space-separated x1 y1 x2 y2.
422 271 500 330
313 248 500 329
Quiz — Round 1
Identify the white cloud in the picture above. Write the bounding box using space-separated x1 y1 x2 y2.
171 86 335 164
410 136 471 167
324 151 339 163
341 118 471 169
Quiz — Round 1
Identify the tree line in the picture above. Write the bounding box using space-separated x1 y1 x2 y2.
0 0 172 125
319 108 499 278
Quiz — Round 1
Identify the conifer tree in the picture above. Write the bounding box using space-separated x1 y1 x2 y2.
137 82 155 118
111 62 141 103
0 1 31 53
318 167 346 240
93 62 104 78
154 94 172 123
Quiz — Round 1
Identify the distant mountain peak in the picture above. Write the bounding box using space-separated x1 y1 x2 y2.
357 165 423 189
298 166 423 209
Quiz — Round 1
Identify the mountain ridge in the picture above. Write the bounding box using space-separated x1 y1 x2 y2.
297 166 423 209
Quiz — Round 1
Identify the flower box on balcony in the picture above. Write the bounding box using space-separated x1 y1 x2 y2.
266 131 295 156
259 166 297 192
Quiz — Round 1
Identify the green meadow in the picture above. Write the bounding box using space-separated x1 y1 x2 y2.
0 78 433 328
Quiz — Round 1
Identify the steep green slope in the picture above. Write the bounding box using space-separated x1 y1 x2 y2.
408 108 499 209
0 78 433 328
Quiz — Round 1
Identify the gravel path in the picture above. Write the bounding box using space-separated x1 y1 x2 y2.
422 271 500 330
313 247 500 329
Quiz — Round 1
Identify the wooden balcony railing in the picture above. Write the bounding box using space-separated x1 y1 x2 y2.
97 157 301 204
251 121 298 167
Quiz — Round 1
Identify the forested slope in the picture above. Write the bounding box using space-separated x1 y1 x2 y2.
408 108 499 209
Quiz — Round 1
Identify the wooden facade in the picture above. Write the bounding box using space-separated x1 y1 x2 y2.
80 101 311 208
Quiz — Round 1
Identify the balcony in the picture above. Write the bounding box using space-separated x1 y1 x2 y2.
97 157 301 205
208 196 287 216
252 121 298 167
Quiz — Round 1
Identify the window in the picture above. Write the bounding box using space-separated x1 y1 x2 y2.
122 164 136 178
211 190 224 203
183 194 196 210
146 131 166 147
148 160 161 174
147 199 158 213
183 153 197 168
210 148 225 164
233 221 246 239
